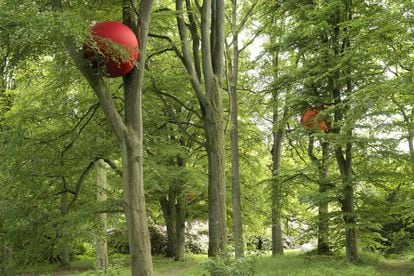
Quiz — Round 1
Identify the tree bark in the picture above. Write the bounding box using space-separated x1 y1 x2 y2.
318 141 330 255
121 138 152 275
271 120 284 255
160 193 177 258
175 0 227 257
331 84 359 263
326 0 359 263
96 159 109 271
174 154 186 261
307 137 331 254
205 104 227 257
51 0 155 274
228 0 244 258
59 189 70 267
270 46 284 255
336 145 359 263
175 190 186 261
308 138 331 255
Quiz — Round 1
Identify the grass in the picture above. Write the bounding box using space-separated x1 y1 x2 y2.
17 251 414 275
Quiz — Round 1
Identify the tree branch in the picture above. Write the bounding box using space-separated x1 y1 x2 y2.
148 33 185 63
67 160 96 210
51 0 127 145
185 0 202 80
152 88 202 119
151 78 204 146
176 0 207 108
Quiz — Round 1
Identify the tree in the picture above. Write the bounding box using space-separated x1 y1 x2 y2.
96 159 109 271
308 136 331 254
225 0 261 258
51 0 155 274
174 0 227 256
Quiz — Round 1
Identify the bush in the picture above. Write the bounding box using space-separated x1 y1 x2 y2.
204 256 258 276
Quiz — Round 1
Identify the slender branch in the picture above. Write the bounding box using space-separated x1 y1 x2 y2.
101 157 123 177
168 120 203 128
151 78 204 146
286 132 307 163
152 89 202 119
235 1 258 35
239 26 266 53
147 48 177 60
176 0 207 107
185 0 202 80
67 161 96 209
148 33 185 63
51 0 127 145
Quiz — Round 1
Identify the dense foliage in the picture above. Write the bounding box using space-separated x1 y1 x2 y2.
0 0 413 273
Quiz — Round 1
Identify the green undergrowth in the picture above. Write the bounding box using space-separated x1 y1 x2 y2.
17 251 414 275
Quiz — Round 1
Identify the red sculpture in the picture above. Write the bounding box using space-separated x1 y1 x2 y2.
300 108 328 131
83 21 139 78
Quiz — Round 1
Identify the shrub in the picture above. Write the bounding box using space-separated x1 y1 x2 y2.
204 256 258 276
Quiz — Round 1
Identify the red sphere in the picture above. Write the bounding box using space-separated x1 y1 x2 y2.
300 108 328 131
83 21 139 78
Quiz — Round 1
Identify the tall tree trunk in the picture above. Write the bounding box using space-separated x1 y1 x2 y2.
317 141 330 255
271 121 284 255
228 0 244 258
336 144 359 263
52 0 155 273
308 137 331 254
160 193 177 258
121 137 152 275
175 190 186 261
326 0 359 263
271 101 285 255
175 154 186 261
175 0 227 257
270 45 284 255
205 105 227 256
96 159 109 271
332 86 359 263
332 84 360 263
59 189 70 267
159 151 187 261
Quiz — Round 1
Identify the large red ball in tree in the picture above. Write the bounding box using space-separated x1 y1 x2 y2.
83 21 139 78
300 108 328 131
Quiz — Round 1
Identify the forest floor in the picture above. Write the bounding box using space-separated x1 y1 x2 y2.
377 259 412 276
18 251 414 275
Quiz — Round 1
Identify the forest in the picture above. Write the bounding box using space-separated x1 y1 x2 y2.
0 0 413 275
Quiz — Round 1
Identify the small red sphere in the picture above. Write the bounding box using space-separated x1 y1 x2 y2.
300 108 328 131
83 21 139 78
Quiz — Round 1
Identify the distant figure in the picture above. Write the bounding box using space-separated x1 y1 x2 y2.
257 237 263 250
